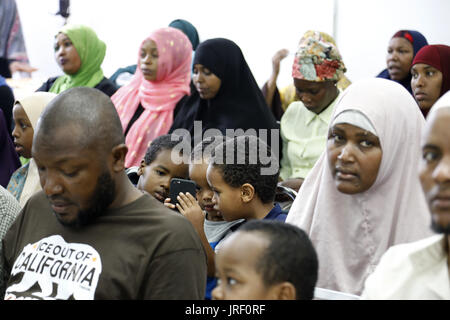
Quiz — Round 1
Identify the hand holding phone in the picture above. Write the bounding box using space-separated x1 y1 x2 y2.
169 178 197 205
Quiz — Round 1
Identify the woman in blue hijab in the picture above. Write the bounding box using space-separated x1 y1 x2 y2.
377 30 428 95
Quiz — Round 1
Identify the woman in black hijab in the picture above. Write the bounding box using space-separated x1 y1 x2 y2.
169 38 279 148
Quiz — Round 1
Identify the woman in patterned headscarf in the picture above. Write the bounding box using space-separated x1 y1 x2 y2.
36 24 117 96
262 31 351 120
279 30 347 192
111 27 193 168
377 30 428 96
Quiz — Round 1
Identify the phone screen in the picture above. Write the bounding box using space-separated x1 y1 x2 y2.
169 178 197 205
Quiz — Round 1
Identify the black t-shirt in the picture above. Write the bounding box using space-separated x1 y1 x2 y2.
36 76 118 97
2 191 207 300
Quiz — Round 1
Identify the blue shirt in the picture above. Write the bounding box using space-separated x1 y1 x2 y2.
263 203 287 222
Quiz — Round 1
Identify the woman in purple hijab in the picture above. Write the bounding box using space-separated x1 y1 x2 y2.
0 108 20 188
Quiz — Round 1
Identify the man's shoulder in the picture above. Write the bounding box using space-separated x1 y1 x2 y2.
370 235 445 282
362 235 447 299
381 235 445 262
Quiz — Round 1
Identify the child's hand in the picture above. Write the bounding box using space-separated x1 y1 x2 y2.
164 198 176 210
176 192 205 231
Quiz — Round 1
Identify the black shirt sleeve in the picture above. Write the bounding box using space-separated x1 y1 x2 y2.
95 77 118 97
36 77 58 92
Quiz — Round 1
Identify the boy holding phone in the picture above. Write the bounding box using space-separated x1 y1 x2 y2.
136 134 189 203
165 135 244 299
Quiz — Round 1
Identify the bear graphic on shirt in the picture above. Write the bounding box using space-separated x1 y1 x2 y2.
5 235 102 300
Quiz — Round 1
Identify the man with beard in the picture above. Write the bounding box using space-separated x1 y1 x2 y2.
361 91 450 300
1 87 206 300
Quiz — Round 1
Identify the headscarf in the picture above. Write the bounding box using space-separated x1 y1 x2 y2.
49 24 106 94
112 27 192 168
428 90 450 116
412 44 450 98
286 78 432 295
168 19 200 50
7 92 56 206
0 109 20 188
169 38 279 146
292 30 347 82
377 30 428 95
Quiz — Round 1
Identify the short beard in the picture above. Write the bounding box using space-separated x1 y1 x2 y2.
62 170 116 228
431 220 450 235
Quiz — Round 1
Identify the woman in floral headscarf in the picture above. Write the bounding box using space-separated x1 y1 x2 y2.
111 27 192 168
37 24 117 96
279 30 347 192
262 31 351 120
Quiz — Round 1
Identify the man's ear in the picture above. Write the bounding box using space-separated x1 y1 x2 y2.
270 281 297 300
240 183 255 203
111 143 128 172
137 160 146 176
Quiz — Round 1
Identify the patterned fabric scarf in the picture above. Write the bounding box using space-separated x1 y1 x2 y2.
7 162 29 201
292 30 347 82
49 24 106 94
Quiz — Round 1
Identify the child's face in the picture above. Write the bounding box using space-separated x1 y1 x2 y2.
206 164 244 221
212 231 279 300
137 149 188 202
189 161 223 221
12 102 33 158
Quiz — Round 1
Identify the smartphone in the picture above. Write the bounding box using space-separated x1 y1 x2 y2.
169 178 197 205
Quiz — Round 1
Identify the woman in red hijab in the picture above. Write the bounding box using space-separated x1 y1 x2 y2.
411 44 450 117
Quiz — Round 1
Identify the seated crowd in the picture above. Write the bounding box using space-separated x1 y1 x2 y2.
0 14 449 301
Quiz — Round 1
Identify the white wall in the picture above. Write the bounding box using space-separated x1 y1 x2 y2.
15 0 450 90
335 0 450 83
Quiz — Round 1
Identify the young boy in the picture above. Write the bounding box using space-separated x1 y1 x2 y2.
165 135 244 299
206 135 286 223
7 92 56 206
212 219 318 300
136 134 189 203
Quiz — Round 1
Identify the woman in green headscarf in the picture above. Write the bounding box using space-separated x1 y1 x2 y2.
37 24 117 96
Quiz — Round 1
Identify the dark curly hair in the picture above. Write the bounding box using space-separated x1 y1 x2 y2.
239 220 318 300
143 134 186 165
191 135 231 162
210 135 279 203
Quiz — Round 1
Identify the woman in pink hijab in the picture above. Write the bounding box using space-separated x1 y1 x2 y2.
286 78 433 296
112 27 192 168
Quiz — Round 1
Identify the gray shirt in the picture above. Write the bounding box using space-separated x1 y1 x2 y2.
0 185 21 297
